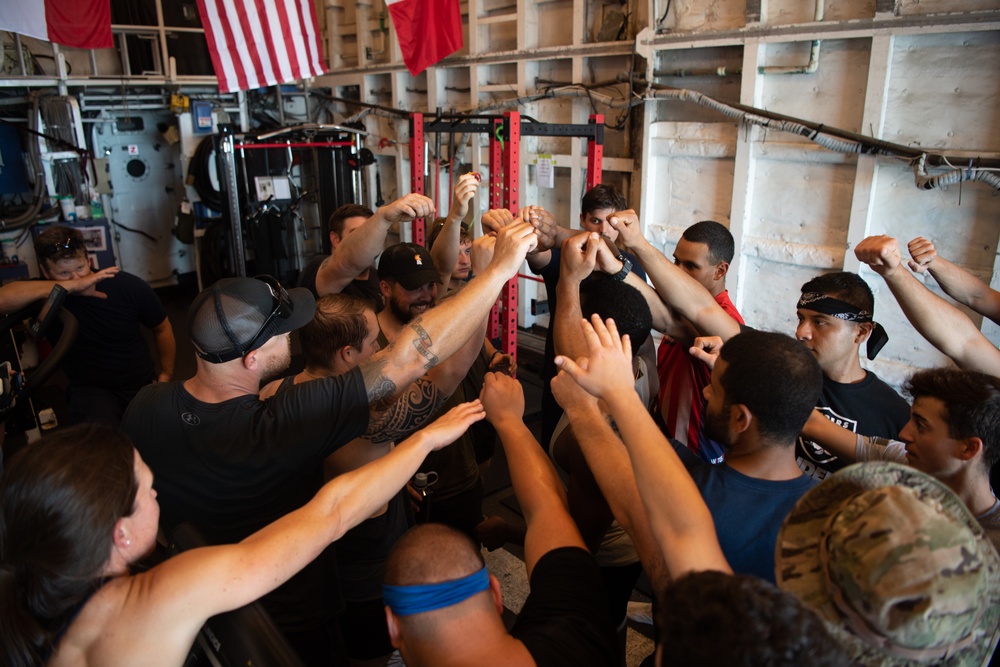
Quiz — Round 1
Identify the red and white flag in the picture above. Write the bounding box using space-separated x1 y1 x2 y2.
387 0 462 77
196 0 328 94
0 0 112 49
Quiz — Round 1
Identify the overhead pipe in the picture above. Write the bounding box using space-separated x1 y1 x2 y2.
758 0 824 75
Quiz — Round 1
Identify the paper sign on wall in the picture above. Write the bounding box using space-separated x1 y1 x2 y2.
537 155 554 189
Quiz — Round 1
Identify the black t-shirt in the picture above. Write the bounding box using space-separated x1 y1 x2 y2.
298 254 384 312
535 247 646 447
52 271 167 390
511 546 618 667
796 371 910 481
121 368 370 631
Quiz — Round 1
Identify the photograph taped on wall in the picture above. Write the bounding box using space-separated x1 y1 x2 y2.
78 226 107 252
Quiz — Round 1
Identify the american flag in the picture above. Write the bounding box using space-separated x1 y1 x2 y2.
196 0 327 94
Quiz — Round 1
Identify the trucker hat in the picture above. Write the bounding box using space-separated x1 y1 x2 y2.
188 275 315 363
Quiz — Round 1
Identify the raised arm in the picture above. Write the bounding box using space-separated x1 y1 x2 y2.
550 371 667 584
907 236 1000 324
0 267 120 313
430 173 479 292
359 221 536 409
555 315 732 580
480 372 584 576
609 212 740 342
365 289 491 442
315 194 436 296
855 235 1000 376
131 401 484 656
553 232 598 361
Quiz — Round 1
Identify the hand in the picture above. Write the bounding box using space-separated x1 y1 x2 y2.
560 232 599 284
450 173 480 221
689 335 724 370
419 399 485 451
480 372 525 425
71 266 121 298
488 351 516 376
550 368 599 414
156 372 172 383
378 193 436 224
470 234 496 275
488 221 538 279
594 237 625 275
854 235 902 277
607 209 643 251
907 236 937 274
554 314 634 401
517 205 558 253
481 208 515 236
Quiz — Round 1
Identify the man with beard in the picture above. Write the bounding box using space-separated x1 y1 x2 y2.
674 329 822 582
558 328 821 585
120 218 538 665
376 243 487 538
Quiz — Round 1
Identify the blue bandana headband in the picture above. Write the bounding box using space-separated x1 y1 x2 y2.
383 566 490 616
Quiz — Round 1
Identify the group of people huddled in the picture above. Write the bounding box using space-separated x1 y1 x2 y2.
1 175 998 667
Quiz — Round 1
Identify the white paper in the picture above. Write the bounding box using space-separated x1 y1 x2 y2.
537 155 554 189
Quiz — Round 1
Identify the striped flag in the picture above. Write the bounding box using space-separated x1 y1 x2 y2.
387 0 462 77
196 0 328 94
0 0 112 49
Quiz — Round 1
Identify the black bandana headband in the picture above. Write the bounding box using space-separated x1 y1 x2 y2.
797 292 889 360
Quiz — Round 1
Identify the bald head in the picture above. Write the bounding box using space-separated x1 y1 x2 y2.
386 523 485 586
385 524 499 646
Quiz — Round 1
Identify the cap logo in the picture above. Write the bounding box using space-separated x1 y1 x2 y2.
414 254 423 266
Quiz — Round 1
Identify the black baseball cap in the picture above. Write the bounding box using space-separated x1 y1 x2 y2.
377 243 441 290
188 275 316 363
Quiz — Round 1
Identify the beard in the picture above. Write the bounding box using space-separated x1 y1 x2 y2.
388 294 435 325
702 402 733 452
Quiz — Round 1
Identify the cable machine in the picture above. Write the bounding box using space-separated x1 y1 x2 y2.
409 111 605 363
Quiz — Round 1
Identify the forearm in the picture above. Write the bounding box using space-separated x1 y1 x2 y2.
494 418 568 521
554 279 585 360
882 268 988 365
567 406 667 582
425 308 490 394
928 258 1000 321
430 214 463 291
604 390 730 577
493 415 584 574
629 242 739 341
800 410 857 462
315 213 390 295
193 432 435 616
388 267 507 381
0 280 64 313
623 272 677 335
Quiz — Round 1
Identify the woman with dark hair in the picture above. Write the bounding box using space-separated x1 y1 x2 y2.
0 402 483 667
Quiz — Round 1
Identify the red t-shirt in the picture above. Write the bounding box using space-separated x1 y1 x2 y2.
656 290 744 463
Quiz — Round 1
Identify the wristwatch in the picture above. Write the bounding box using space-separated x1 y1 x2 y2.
611 255 632 281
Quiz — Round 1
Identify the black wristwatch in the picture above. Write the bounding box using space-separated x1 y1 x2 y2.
611 255 632 281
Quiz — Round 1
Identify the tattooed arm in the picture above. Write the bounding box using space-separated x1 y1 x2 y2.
357 221 536 407
364 293 490 440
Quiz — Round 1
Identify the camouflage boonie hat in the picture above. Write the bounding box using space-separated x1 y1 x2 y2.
776 462 1000 666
